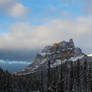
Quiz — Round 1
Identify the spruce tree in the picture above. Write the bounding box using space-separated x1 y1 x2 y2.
76 59 81 92
40 70 44 92
69 61 74 92
83 59 88 92
56 61 64 92
47 55 51 92
60 62 64 92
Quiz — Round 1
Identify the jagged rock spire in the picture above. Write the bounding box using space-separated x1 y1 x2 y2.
69 38 75 48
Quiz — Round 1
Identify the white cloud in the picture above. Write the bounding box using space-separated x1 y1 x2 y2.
0 16 92 54
9 3 29 17
0 0 29 18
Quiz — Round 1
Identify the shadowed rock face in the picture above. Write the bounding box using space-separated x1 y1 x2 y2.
17 39 86 75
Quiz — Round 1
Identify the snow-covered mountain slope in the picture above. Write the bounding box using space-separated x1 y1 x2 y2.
16 39 87 75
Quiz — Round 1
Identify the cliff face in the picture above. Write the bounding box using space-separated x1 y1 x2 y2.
17 39 86 75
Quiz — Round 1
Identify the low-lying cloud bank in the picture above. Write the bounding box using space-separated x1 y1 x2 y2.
0 16 92 54
0 59 31 65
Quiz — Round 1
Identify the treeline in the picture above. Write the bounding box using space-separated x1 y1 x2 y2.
0 68 40 92
0 59 92 92
45 59 92 92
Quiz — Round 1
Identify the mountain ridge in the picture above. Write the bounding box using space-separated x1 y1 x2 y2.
16 39 87 76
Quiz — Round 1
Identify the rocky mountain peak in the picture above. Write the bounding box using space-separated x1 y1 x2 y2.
17 39 86 75
69 38 75 47
40 39 77 57
46 39 74 50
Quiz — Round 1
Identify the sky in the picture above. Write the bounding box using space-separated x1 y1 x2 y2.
0 0 92 54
